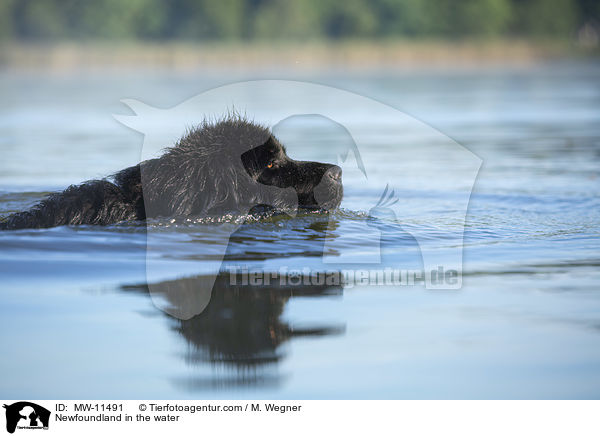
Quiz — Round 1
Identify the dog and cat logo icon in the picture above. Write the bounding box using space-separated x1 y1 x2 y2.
3 402 50 433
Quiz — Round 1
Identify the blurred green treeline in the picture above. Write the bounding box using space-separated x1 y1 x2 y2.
0 0 598 41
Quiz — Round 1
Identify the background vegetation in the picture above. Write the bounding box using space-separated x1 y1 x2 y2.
0 0 598 41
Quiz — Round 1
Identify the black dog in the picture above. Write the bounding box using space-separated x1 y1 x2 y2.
0 118 343 230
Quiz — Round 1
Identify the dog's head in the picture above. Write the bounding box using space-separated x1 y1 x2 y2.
142 118 343 218
241 134 343 213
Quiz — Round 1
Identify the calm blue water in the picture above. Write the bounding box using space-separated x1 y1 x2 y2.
1 62 599 399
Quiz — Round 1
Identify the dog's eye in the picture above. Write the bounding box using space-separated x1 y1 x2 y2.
267 162 274 169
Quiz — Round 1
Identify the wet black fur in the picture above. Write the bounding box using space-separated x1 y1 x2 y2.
0 118 343 230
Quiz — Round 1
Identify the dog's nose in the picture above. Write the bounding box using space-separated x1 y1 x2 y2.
326 165 342 182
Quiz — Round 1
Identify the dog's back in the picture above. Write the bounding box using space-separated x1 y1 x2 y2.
0 166 145 230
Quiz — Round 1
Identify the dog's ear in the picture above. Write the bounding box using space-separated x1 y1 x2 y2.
240 136 278 173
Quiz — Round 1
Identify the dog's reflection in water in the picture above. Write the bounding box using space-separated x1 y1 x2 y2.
122 271 345 389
